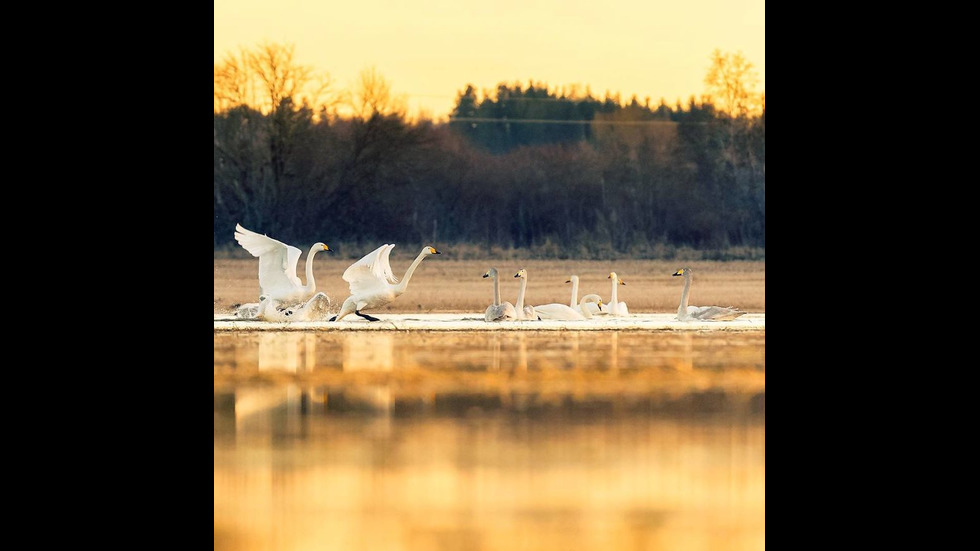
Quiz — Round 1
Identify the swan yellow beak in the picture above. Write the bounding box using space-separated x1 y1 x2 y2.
672 269 684 276
482 272 490 278
323 244 330 251
429 247 440 254
565 279 571 283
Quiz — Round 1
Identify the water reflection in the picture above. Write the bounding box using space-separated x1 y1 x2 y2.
214 330 765 551
257 333 317 372
215 331 765 416
343 333 395 371
216 331 763 375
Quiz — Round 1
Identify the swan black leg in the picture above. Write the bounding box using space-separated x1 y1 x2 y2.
356 310 380 321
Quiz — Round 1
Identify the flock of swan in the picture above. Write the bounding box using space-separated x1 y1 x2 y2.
231 223 745 323
481 268 632 322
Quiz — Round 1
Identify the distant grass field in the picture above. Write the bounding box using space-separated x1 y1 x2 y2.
214 256 765 315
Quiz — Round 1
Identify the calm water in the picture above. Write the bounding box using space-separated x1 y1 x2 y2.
214 331 765 551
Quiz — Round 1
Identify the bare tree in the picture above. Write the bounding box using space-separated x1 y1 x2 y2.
703 49 761 118
214 48 255 112
214 42 338 238
214 42 336 119
350 66 406 120
248 43 310 113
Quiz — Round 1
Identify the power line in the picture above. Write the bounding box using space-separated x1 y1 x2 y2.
448 117 692 126
403 93 686 104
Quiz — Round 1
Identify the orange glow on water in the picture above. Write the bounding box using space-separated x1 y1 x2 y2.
215 331 765 550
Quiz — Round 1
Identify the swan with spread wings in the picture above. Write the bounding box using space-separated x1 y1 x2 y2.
331 244 441 321
233 223 330 305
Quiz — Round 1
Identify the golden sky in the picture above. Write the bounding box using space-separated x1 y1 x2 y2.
214 0 764 119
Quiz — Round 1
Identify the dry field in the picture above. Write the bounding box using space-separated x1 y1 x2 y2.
214 255 764 315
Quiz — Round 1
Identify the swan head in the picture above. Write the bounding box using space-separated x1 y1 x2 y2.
514 269 527 279
565 276 578 284
672 267 691 277
483 267 497 279
424 246 441 255
313 242 330 252
608 272 626 285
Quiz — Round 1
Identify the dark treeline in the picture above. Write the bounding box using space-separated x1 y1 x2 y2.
214 48 765 257
449 82 681 153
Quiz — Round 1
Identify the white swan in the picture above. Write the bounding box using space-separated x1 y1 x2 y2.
234 223 330 304
535 302 588 320
533 275 589 320
234 294 286 320
672 267 745 321
513 269 539 320
281 292 332 321
483 268 518 322
606 272 630 316
235 292 332 321
566 276 603 316
580 293 610 316
235 295 279 319
330 245 441 321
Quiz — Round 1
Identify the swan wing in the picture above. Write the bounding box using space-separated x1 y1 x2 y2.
535 303 586 320
485 301 518 322
234 224 303 293
379 244 399 283
522 305 538 320
282 292 332 321
343 244 396 296
343 266 391 298
692 306 744 320
344 244 396 282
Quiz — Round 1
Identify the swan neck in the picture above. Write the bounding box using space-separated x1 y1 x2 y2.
492 273 501 306
610 276 619 315
678 272 692 316
304 246 319 293
516 277 527 312
395 251 428 294
570 277 579 307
